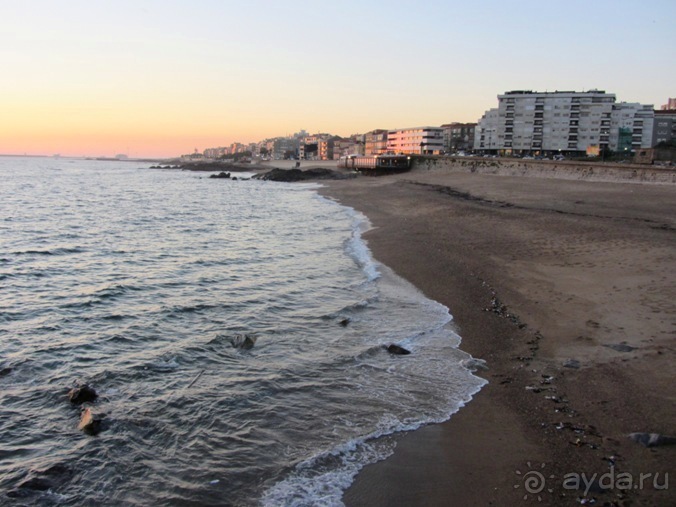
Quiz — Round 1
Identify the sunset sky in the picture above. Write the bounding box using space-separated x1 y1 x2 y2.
2 0 675 158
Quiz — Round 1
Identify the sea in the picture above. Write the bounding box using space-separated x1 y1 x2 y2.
0 157 486 506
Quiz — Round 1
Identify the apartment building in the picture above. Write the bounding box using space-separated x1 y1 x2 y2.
387 127 444 155
441 123 476 152
272 137 299 159
652 109 676 146
660 98 676 111
475 90 654 155
609 103 654 153
364 129 388 155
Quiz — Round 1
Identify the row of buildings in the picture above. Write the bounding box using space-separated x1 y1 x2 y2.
186 124 478 162
188 92 675 162
475 90 676 157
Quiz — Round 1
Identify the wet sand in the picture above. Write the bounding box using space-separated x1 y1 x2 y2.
319 169 675 506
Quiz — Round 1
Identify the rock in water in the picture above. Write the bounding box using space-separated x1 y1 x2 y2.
78 408 103 435
209 171 231 179
68 385 98 404
386 344 411 355
230 334 257 350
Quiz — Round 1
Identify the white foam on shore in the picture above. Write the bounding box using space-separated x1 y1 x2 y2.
260 194 488 507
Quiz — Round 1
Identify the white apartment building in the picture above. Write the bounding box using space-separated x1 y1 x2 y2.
474 90 654 155
609 103 654 153
387 127 444 155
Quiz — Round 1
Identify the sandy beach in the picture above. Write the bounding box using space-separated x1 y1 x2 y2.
317 167 675 506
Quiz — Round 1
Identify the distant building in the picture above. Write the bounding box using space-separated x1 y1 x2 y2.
609 103 654 154
272 137 299 159
474 90 654 155
333 138 362 158
318 138 335 160
441 123 476 152
652 109 676 147
299 136 320 160
203 147 228 159
474 108 500 152
364 130 388 155
230 142 247 154
387 127 444 155
660 98 676 111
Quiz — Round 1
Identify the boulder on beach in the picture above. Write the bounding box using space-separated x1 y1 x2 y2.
628 432 676 447
68 385 98 404
253 168 354 182
386 344 411 355
461 357 488 372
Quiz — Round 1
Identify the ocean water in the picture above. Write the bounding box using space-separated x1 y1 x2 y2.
0 157 486 506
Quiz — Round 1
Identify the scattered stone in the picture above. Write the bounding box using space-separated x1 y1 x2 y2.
628 432 676 447
78 407 103 435
229 334 257 350
461 357 488 371
386 344 411 355
68 385 98 404
563 359 580 369
604 343 637 353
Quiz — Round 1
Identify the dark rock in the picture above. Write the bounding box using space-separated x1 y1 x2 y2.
209 171 231 179
461 357 488 371
17 476 53 492
563 359 581 369
628 432 676 447
253 168 355 182
386 344 411 355
339 318 350 327
604 343 637 352
68 385 98 404
230 334 257 350
0 367 12 377
78 407 103 435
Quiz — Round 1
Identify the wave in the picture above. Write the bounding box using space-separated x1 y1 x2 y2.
12 247 86 256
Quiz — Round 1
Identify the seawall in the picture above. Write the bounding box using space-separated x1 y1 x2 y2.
411 156 676 184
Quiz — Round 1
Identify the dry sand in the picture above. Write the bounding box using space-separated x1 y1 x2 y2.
318 169 675 506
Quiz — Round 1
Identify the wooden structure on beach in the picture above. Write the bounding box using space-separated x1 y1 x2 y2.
337 154 411 174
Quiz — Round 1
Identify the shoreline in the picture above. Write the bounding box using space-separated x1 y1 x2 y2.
318 169 675 505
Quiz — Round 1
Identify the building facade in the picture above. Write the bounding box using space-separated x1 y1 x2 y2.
652 109 676 147
272 137 299 159
387 127 444 155
474 90 654 155
441 123 476 152
608 103 654 153
364 130 388 155
660 98 676 111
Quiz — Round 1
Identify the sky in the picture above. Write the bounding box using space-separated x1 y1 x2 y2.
1 0 675 158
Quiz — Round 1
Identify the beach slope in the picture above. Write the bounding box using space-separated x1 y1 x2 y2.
320 170 675 506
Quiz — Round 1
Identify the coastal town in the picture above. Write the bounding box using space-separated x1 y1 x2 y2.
183 91 676 165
